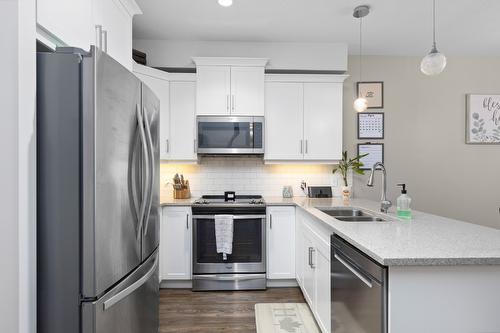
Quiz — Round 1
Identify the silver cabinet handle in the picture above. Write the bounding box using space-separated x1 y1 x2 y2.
226 95 230 112
305 140 309 154
103 254 158 310
270 214 273 229
309 247 316 268
186 214 189 229
308 247 313 267
334 253 373 288
166 139 169 153
300 140 303 154
95 25 103 50
102 30 108 53
231 95 235 112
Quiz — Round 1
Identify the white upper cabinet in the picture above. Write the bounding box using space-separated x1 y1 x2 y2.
133 64 197 162
230 67 265 116
265 82 304 160
193 58 268 116
196 66 231 115
303 83 343 161
169 80 197 161
37 0 141 70
37 0 93 49
264 75 347 163
133 66 170 160
267 207 296 280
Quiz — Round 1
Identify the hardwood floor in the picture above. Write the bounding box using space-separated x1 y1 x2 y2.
159 287 306 333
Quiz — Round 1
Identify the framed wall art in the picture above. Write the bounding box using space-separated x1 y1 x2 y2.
357 81 384 109
466 94 500 144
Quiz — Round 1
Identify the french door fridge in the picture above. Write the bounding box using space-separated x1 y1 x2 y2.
37 46 160 333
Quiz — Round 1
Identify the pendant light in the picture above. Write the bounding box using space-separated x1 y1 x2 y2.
353 5 370 112
421 0 447 75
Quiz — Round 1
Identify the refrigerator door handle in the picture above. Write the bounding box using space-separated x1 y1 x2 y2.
102 254 159 311
136 105 149 239
142 107 155 236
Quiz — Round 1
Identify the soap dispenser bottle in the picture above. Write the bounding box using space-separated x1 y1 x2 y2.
396 184 412 220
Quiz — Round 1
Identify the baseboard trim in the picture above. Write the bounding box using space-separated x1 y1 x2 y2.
160 280 193 289
160 279 299 289
266 279 299 287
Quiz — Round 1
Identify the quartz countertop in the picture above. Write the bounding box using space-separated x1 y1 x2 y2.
161 196 500 266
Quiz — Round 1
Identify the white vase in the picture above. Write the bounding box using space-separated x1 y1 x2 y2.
342 185 351 202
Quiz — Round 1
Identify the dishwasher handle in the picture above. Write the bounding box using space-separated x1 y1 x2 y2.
334 253 373 288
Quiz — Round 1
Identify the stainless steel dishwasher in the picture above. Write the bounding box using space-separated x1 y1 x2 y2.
331 235 388 333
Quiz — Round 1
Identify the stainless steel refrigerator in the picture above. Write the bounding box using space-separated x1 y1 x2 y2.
37 46 160 333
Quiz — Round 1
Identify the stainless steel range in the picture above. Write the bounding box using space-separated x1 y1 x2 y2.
192 193 266 291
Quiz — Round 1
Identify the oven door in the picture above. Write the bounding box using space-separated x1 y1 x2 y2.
192 214 266 274
197 116 264 154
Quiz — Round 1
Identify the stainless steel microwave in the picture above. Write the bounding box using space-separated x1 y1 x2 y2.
196 116 264 155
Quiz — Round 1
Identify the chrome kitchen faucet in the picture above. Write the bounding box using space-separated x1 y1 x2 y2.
367 162 392 213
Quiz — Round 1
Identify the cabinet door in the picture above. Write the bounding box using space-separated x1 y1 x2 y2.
295 213 305 287
315 247 331 333
230 67 265 116
134 72 170 160
169 81 197 161
100 0 133 70
302 234 316 307
267 207 296 280
37 0 92 49
303 83 343 161
196 66 231 115
161 207 192 280
264 82 304 161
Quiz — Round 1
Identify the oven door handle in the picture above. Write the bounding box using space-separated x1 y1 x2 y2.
192 215 266 220
194 274 265 281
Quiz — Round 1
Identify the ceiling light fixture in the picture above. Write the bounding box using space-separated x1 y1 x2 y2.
353 5 370 112
218 0 233 7
421 0 447 75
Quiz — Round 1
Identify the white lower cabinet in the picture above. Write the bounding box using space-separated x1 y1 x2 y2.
296 209 332 333
160 206 192 280
267 207 296 280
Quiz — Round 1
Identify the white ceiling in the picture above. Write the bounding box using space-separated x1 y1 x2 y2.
133 0 500 56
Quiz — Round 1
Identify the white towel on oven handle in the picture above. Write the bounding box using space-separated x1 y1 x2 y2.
214 215 234 261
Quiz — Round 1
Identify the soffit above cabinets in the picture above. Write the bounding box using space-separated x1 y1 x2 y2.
192 57 269 67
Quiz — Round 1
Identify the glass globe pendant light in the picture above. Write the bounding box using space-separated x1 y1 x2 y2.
353 5 370 112
421 0 447 75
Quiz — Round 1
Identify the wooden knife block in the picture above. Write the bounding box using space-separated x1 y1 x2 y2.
173 186 191 199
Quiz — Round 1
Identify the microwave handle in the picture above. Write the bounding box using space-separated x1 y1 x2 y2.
249 122 254 147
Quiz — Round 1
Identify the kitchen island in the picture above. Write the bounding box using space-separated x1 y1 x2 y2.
161 197 500 333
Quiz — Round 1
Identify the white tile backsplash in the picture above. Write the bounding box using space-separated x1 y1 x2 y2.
160 156 349 201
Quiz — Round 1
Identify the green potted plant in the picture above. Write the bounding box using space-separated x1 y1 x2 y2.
332 150 368 201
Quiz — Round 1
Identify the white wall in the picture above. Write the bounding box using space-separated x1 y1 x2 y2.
160 157 348 202
133 39 347 71
0 0 36 332
0 1 20 331
344 55 500 229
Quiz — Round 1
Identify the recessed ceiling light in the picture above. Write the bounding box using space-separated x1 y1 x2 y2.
218 0 233 7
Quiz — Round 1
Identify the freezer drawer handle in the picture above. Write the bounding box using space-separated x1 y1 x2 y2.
103 254 158 311
334 253 373 288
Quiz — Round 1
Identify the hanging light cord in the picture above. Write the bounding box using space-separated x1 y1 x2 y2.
432 0 437 49
359 16 363 97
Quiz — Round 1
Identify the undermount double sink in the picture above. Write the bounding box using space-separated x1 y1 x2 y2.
316 207 388 222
